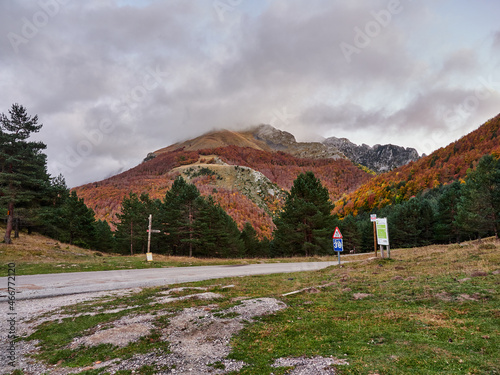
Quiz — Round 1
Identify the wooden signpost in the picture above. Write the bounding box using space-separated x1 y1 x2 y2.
146 214 161 262
370 214 377 257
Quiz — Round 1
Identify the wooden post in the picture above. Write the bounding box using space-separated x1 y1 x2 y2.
147 214 152 254
380 245 384 259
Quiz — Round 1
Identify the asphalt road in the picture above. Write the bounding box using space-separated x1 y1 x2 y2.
0 261 341 301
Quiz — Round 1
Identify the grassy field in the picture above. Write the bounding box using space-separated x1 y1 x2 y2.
10 237 499 374
0 230 372 275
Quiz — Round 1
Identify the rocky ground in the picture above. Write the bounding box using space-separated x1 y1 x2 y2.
2 287 349 375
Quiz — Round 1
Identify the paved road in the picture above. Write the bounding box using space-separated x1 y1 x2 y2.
0 261 341 301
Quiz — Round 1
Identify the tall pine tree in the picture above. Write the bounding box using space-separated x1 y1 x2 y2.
272 172 334 257
162 177 201 257
0 104 51 244
115 192 149 255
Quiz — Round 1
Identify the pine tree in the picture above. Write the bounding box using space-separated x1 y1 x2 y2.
162 177 243 258
195 196 243 258
434 182 462 243
59 191 97 247
162 177 201 257
272 172 335 257
93 219 115 252
456 155 500 239
240 222 263 257
0 104 50 243
115 192 148 254
339 214 361 253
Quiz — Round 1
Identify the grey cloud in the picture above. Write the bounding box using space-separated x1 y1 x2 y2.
1 0 499 187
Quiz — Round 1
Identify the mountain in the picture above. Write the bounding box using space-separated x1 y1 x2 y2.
335 113 500 216
73 127 376 238
153 125 345 160
323 137 419 173
152 124 419 171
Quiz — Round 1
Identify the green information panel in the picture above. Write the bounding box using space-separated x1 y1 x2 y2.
376 218 389 246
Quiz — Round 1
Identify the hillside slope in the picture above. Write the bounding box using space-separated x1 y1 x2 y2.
74 147 373 238
335 114 500 216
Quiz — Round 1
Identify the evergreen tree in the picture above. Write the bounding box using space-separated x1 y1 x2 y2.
59 191 96 247
193 196 243 258
115 192 148 254
339 214 361 253
162 177 201 257
240 222 269 257
162 177 243 258
388 197 436 248
93 219 116 252
272 172 335 257
434 182 462 243
456 155 500 239
0 104 50 243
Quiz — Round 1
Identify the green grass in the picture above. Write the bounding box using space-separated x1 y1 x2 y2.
14 241 500 374
226 244 499 374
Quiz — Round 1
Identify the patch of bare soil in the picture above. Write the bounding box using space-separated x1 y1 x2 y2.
272 356 349 374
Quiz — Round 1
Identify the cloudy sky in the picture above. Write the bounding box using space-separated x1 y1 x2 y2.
1 0 499 187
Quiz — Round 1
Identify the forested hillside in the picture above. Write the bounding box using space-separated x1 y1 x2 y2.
74 146 373 238
335 114 500 216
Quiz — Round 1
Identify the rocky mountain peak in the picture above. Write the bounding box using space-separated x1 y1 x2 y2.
323 136 419 172
252 124 297 148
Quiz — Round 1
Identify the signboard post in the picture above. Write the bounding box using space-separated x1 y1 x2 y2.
146 214 161 262
375 218 390 258
333 227 343 265
370 214 377 257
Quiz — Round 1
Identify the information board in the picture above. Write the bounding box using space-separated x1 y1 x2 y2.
376 218 390 246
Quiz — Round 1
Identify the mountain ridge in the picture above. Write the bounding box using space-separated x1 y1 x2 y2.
150 124 419 172
335 113 500 216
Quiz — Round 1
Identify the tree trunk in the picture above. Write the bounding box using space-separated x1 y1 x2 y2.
4 202 14 244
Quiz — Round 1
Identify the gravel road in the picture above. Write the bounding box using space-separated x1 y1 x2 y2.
0 261 340 301
0 261 350 374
